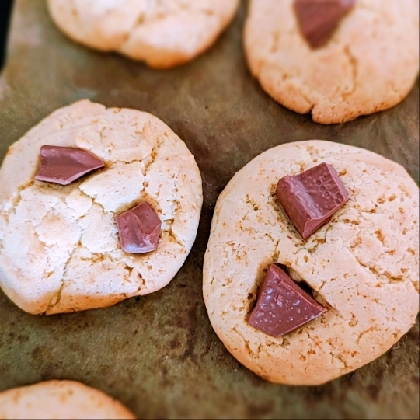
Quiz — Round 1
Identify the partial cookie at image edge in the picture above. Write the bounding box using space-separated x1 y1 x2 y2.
0 380 135 419
244 0 420 124
46 0 240 68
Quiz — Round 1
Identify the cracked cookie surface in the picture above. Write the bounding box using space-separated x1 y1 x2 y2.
0 380 135 419
244 0 419 124
0 100 203 315
203 140 419 385
47 0 240 68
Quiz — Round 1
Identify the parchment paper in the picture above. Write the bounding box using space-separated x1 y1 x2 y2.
0 1 418 418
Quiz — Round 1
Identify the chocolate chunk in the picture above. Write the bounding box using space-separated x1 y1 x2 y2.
276 162 349 240
248 264 326 337
35 145 104 185
294 0 355 49
116 202 161 254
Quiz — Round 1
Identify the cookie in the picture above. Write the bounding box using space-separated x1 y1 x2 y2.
46 0 240 68
0 100 203 314
0 380 135 419
203 140 419 385
244 0 419 124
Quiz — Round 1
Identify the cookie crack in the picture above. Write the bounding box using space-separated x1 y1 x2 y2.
116 6 147 50
1 179 36 223
353 255 405 286
44 279 65 314
356 326 377 345
163 215 185 250
269 30 280 54
271 239 281 262
76 187 107 216
330 351 348 370
342 45 358 99
150 161 185 249
118 6 191 52
144 137 163 175
123 265 145 290
14 217 67 313
232 327 261 361
306 222 337 254
37 208 90 313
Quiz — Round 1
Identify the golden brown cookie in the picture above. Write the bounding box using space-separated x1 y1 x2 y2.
244 0 419 124
0 100 203 314
0 380 135 419
47 0 240 68
203 140 419 385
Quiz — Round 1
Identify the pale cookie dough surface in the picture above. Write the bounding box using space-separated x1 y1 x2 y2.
0 380 135 419
46 0 240 68
244 0 420 124
203 140 419 385
0 100 203 315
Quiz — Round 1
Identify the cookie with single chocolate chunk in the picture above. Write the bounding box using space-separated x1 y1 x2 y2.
244 0 419 124
0 380 135 419
0 100 203 314
203 140 419 385
46 0 240 68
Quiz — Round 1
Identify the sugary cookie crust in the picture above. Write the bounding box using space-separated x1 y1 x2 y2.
0 100 203 314
47 0 240 68
244 0 420 124
0 380 135 419
203 140 419 385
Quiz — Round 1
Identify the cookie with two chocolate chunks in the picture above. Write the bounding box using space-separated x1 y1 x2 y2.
248 264 326 337
0 100 203 315
116 202 161 254
35 145 104 185
294 0 355 48
204 140 419 385
276 162 349 240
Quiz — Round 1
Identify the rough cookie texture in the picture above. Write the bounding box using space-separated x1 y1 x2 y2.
203 140 419 385
46 0 240 68
0 100 203 315
0 380 135 419
244 0 420 124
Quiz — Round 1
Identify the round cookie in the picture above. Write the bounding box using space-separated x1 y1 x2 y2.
203 140 419 385
47 0 240 68
0 100 203 315
0 380 135 419
244 0 419 124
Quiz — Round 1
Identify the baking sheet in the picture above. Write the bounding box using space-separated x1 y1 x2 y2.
0 1 418 418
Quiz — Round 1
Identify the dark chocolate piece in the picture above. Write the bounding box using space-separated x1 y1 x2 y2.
276 162 349 240
294 0 355 49
116 202 161 254
248 264 326 337
35 145 104 185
